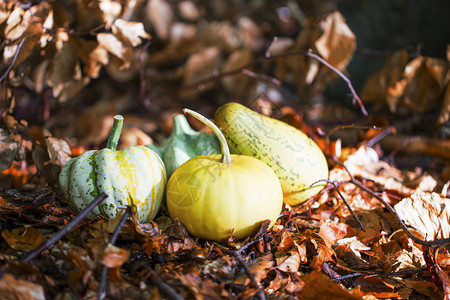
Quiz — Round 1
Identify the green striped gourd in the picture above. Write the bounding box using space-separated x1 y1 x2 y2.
59 115 166 222
214 102 328 206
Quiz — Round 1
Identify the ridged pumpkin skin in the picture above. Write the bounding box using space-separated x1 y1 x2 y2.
214 102 328 206
59 145 166 222
166 154 283 242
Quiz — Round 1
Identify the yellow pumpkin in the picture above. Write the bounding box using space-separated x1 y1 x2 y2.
166 109 283 242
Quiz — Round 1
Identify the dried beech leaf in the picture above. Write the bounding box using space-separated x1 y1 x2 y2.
97 33 133 69
4 7 26 41
277 250 301 273
99 0 122 28
199 21 241 52
0 273 45 300
234 254 273 285
318 221 350 246
238 17 263 51
180 46 222 99
438 82 450 125
102 244 130 268
315 11 356 71
112 19 151 47
221 48 253 97
2 226 44 251
0 128 20 172
247 254 273 283
178 1 199 21
361 50 411 109
69 36 109 78
361 50 447 114
45 137 71 167
389 249 425 272
47 41 90 100
301 270 362 300
394 192 450 240
146 0 173 40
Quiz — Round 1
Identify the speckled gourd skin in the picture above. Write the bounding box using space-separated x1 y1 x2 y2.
214 102 329 206
59 145 166 222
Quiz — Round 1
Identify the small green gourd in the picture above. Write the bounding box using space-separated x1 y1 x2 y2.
59 115 166 223
147 114 221 178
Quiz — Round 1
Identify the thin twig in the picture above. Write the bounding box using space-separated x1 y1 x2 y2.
305 50 368 116
366 126 396 147
332 267 427 281
241 69 281 86
423 246 450 296
337 161 450 247
311 179 365 232
236 236 266 255
233 253 266 300
97 206 131 300
0 38 26 83
22 193 108 263
174 42 365 116
145 266 184 300
216 245 266 300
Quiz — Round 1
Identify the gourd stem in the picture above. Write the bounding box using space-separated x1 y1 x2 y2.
172 114 197 135
183 109 232 164
106 115 124 150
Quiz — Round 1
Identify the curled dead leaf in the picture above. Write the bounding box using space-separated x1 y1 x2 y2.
0 128 20 172
315 11 356 71
45 136 71 167
277 250 301 273
97 33 133 69
112 19 151 47
221 48 253 97
146 0 173 40
102 244 130 268
0 273 45 300
180 46 222 99
394 192 450 240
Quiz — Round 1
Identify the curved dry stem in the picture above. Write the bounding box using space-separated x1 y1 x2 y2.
183 108 231 164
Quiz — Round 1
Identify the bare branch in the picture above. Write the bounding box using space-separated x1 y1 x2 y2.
22 193 108 263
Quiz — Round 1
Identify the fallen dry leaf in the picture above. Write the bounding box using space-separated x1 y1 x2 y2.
0 128 20 172
394 192 450 240
315 11 356 71
112 19 151 47
277 250 301 273
0 273 45 300
180 46 222 99
146 0 173 40
2 226 44 251
102 244 130 268
300 270 362 300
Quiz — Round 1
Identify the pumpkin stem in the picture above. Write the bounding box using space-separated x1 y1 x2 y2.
106 115 124 150
183 109 231 164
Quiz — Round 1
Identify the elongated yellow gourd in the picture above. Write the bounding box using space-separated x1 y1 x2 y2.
166 109 283 242
214 102 328 206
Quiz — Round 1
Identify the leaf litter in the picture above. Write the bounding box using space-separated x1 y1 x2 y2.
0 0 449 299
